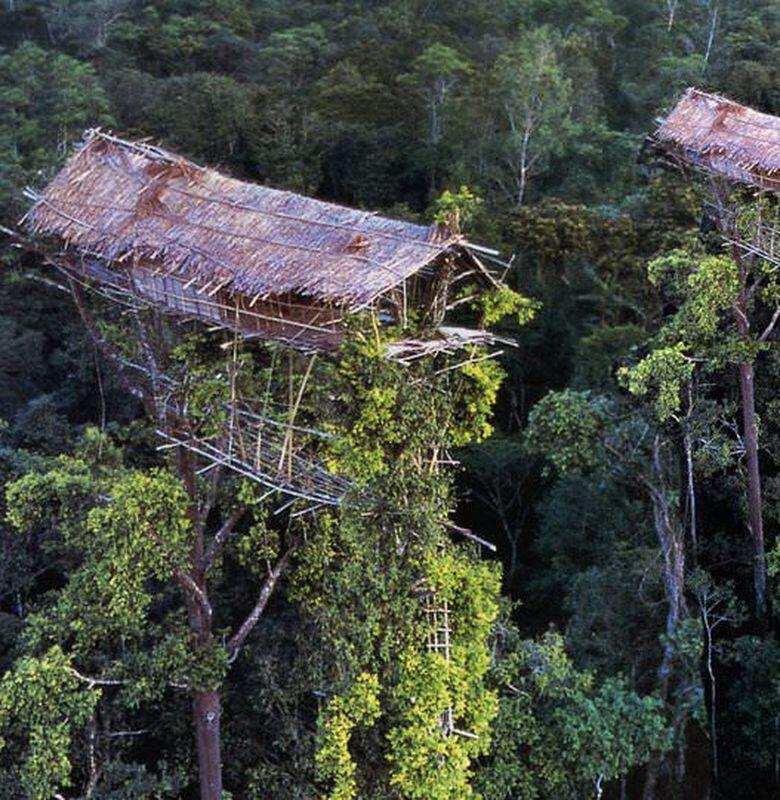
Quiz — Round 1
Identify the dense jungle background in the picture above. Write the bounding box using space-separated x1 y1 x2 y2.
2 0 780 798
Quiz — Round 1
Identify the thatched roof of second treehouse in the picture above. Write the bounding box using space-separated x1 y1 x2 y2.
23 131 482 308
652 88 780 190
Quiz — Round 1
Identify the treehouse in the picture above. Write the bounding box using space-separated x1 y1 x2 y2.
22 130 500 354
647 87 780 267
21 133 501 731
18 130 513 510
649 87 780 192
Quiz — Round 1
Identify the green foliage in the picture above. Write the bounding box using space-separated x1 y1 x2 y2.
719 634 780 790
433 185 482 233
524 390 607 473
491 27 574 204
477 286 541 328
619 343 694 422
0 41 113 217
83 468 194 612
317 672 381 800
171 334 234 436
572 325 646 392
506 198 597 268
7 460 197 654
406 43 473 88
478 631 670 799
295 336 504 799
303 512 502 799
235 514 280 575
5 455 93 541
684 255 741 337
644 240 778 378
455 357 507 445
324 329 507 481
144 73 260 168
0 646 98 800
2 440 229 792
387 549 500 800
648 249 741 342
260 23 330 88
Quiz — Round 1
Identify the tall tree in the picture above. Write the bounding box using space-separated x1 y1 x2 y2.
0 42 112 220
398 42 472 198
624 237 780 619
491 28 573 206
525 389 704 797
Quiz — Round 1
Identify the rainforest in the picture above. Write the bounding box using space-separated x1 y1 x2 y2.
1 1 780 799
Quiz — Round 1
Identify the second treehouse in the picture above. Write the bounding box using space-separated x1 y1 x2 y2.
645 87 780 618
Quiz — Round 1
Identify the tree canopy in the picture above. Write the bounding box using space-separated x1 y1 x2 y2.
3 1 780 798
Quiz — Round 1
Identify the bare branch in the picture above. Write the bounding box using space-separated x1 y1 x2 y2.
759 305 780 342
227 547 294 661
731 302 750 330
443 521 497 552
203 509 245 570
173 567 213 623
67 667 123 689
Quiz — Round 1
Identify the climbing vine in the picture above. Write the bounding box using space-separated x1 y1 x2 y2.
296 329 509 799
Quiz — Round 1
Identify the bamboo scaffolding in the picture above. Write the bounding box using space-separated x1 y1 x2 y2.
385 326 515 365
423 590 475 740
156 407 350 507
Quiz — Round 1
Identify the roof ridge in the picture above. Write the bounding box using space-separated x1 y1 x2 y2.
24 129 494 307
81 129 456 251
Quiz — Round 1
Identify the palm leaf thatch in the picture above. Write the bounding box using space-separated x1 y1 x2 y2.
23 130 493 306
651 87 780 191
22 130 498 351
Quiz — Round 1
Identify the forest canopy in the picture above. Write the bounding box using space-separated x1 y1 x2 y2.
1 1 780 799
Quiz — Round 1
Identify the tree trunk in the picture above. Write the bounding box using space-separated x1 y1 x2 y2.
186 587 223 799
643 435 688 800
650 436 687 683
666 0 678 30
194 690 222 800
67 284 236 800
177 446 224 799
702 610 718 779
642 497 686 800
703 5 718 65
684 382 697 557
738 359 767 619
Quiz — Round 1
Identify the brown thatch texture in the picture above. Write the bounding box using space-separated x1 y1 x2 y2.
23 130 468 308
653 88 780 190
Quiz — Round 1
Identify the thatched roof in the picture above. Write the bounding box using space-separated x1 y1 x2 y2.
23 130 488 308
652 88 780 190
